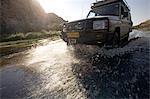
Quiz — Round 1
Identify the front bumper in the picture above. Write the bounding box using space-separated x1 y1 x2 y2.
61 30 110 45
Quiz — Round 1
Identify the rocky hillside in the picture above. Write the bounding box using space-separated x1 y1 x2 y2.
133 19 150 31
47 13 65 30
1 0 64 34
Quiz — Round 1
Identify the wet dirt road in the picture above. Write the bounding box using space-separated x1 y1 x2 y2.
0 30 150 99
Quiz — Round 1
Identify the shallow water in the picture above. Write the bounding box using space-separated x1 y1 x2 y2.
0 30 149 98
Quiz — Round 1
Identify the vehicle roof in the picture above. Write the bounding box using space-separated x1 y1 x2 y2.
91 0 130 11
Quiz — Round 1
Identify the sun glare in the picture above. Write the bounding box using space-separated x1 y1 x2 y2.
37 0 71 20
37 0 89 21
37 0 62 13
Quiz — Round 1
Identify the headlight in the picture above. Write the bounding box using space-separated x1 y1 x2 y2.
63 28 67 32
93 20 108 30
75 22 83 30
63 24 67 32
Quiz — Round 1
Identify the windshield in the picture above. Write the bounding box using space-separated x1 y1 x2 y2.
87 3 119 18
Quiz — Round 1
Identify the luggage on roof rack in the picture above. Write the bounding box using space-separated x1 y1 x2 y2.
92 0 130 10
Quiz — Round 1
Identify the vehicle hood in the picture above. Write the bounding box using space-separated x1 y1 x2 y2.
68 16 119 23
88 15 119 20
66 16 119 31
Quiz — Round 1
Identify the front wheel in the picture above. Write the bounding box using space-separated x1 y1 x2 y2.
120 33 129 47
124 33 129 42
112 31 120 48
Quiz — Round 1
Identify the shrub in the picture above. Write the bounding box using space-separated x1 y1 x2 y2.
0 31 60 42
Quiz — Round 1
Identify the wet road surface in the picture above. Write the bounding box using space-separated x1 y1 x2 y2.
0 30 150 99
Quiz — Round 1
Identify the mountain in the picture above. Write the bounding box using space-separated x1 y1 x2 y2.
46 13 65 30
133 19 150 31
1 0 65 34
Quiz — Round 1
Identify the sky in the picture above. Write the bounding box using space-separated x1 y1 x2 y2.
37 0 150 25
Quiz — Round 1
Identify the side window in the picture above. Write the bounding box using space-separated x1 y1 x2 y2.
87 11 96 18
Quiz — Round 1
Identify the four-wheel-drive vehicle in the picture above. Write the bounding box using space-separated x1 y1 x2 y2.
60 0 133 47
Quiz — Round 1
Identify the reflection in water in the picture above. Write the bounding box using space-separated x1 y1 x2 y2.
28 40 70 63
1 39 87 98
25 40 78 72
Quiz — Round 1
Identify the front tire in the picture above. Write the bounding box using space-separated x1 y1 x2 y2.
120 33 129 47
124 33 129 42
112 31 120 48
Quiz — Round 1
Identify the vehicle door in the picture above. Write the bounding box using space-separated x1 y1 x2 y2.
120 5 131 38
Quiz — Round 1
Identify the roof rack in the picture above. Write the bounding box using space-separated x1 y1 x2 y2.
92 0 130 10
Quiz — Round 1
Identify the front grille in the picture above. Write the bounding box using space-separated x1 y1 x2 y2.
67 21 85 31
85 20 93 30
66 18 109 31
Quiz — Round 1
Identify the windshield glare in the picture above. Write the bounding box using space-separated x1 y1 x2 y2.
88 3 119 18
